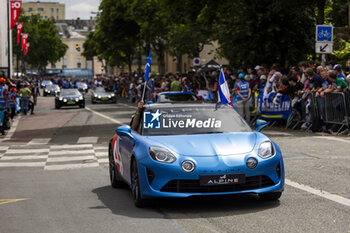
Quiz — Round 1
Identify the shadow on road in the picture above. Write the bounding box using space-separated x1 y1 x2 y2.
91 185 280 219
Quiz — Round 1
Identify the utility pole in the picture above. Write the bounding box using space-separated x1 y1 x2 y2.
7 0 12 79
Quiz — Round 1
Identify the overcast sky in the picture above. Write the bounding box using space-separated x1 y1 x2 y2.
23 0 100 19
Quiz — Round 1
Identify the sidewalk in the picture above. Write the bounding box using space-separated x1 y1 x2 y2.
0 96 78 144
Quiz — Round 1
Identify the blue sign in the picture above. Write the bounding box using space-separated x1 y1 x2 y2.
143 110 161 129
316 25 333 42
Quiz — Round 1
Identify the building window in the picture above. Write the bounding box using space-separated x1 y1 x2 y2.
28 8 32 12
51 8 54 13
57 8 59 13
57 16 59 20
62 57 67 69
37 8 44 12
77 57 82 68
51 63 56 69
44 16 47 19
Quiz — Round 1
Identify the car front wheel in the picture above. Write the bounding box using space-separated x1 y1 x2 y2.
109 144 123 188
259 192 282 201
131 158 146 207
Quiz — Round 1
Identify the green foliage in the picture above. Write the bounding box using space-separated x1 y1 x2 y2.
203 0 315 67
13 14 68 71
333 39 350 66
328 0 349 27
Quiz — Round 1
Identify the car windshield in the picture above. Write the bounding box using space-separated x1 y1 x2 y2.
43 80 52 85
76 82 87 88
60 89 80 96
158 93 198 102
46 85 59 90
141 105 251 136
95 87 106 93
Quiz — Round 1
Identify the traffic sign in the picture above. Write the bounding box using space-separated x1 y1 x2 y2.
315 42 333 54
316 25 333 42
193 57 201 66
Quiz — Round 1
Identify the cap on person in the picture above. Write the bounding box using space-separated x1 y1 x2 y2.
260 75 267 80
0 78 6 84
254 65 261 70
333 64 342 72
238 73 244 79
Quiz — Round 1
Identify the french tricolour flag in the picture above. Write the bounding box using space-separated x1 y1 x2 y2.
218 68 234 107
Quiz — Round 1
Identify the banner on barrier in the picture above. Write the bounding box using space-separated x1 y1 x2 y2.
255 92 291 119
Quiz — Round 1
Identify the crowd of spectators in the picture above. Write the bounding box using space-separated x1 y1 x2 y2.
1 58 350 134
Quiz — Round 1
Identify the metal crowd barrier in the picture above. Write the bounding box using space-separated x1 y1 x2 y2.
324 92 350 134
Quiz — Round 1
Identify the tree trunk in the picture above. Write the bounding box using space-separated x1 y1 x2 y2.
176 55 182 73
157 48 165 74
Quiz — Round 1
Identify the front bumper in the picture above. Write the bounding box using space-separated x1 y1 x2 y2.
56 99 85 107
92 96 116 103
137 152 284 199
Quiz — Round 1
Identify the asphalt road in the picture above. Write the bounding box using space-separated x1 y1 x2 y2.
0 92 349 233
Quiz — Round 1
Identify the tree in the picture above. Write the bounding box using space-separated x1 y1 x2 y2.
203 0 315 68
92 0 140 75
13 14 68 73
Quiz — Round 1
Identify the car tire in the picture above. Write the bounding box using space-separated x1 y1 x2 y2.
259 192 282 201
131 158 146 208
43 93 47 96
91 99 96 104
109 144 124 188
55 102 61 109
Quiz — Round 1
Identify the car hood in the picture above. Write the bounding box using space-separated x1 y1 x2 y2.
146 132 257 156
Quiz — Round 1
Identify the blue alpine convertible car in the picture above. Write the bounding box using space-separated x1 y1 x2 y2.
109 103 284 207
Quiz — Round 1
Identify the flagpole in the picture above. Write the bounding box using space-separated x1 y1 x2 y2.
141 79 147 101
7 0 12 80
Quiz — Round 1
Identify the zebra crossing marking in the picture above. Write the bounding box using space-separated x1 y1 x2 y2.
0 143 108 170
28 138 51 145
77 137 98 144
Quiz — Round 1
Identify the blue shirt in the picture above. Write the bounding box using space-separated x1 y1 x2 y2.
235 81 250 101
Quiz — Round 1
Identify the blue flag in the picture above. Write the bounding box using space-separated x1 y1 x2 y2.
144 51 151 82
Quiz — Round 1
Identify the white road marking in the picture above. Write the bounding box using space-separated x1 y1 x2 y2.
50 144 93 149
44 162 99 170
77 136 98 144
5 148 49 154
28 138 51 145
94 146 108 150
95 152 107 158
312 136 350 143
286 179 350 207
0 115 21 142
85 107 124 125
0 162 46 167
47 155 95 162
49 149 95 156
97 158 108 163
1 155 48 160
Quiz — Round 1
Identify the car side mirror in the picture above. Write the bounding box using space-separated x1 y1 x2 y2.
256 119 268 132
116 125 134 140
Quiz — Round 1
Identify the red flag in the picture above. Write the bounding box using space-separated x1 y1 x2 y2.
10 1 22 29
16 23 23 44
21 33 28 50
24 43 30 56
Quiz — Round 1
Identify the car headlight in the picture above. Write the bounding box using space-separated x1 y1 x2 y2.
149 146 176 163
94 94 97 97
111 93 115 97
59 97 63 101
108 95 111 98
258 141 275 158
63 99 67 102
75 98 79 102
79 96 83 100
98 96 101 99
48 91 51 93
